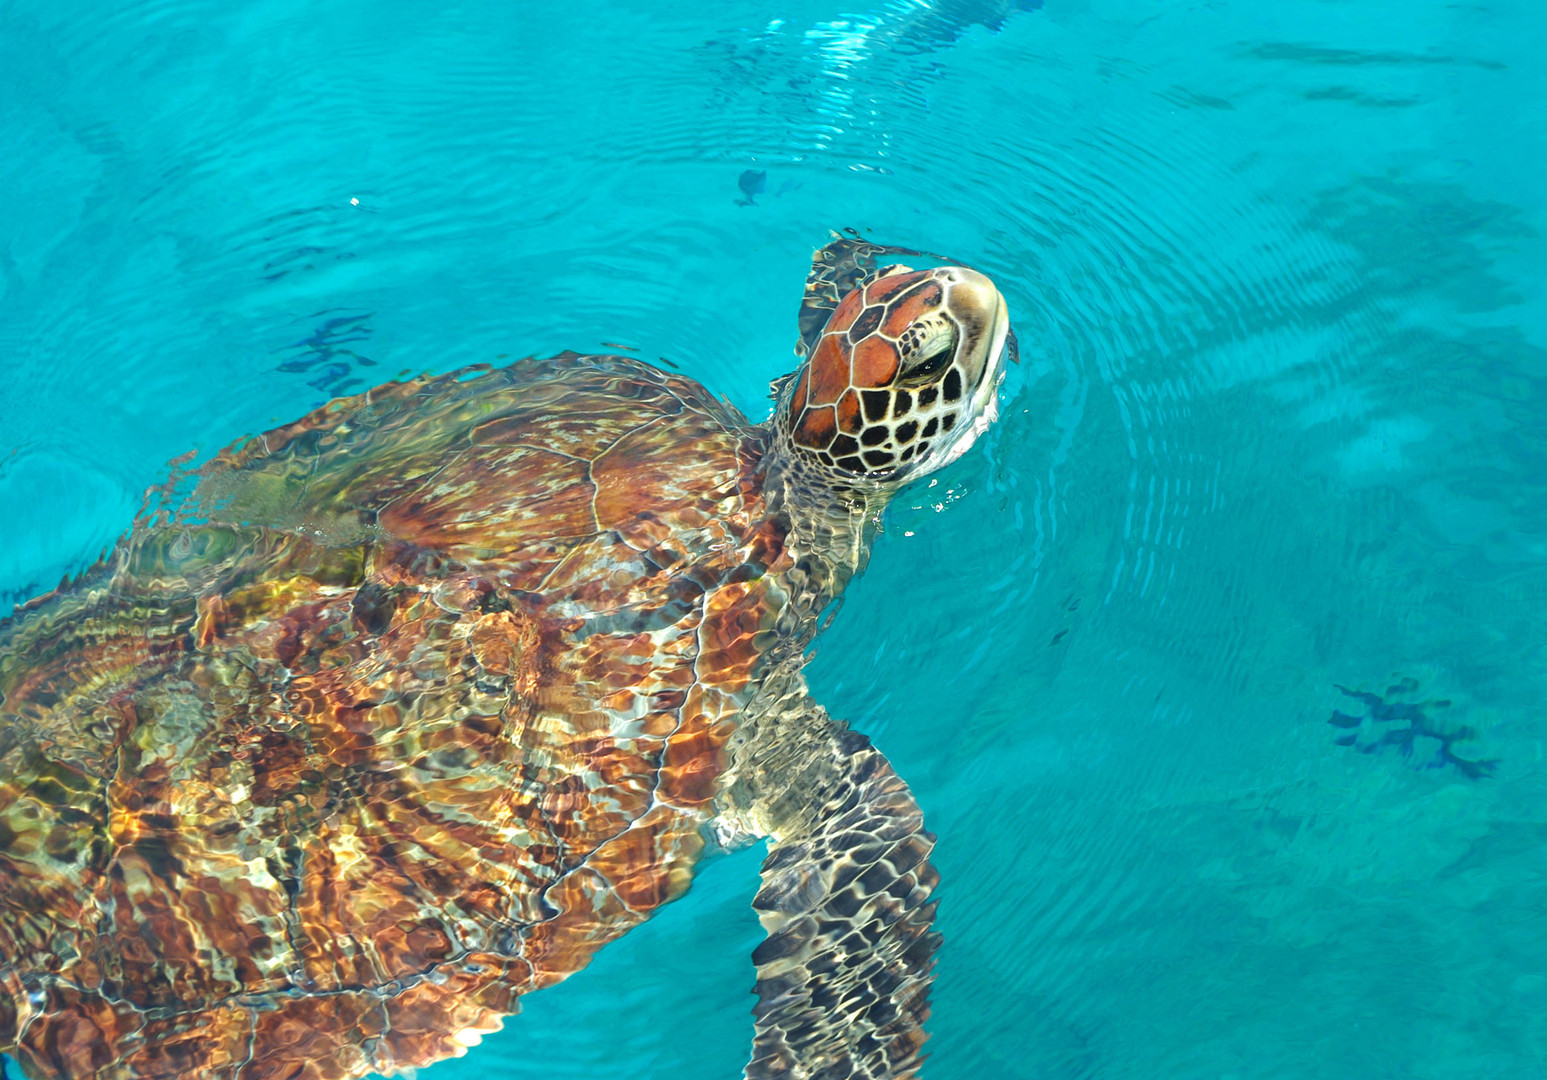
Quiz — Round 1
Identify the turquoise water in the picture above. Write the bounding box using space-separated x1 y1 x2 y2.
2 0 1545 1077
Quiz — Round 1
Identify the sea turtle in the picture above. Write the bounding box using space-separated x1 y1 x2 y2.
0 236 1013 1080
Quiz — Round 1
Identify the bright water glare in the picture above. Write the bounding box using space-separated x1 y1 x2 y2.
1 1 1545 1078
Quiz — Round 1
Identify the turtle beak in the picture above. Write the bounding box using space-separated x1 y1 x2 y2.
920 268 1010 472
944 267 1011 391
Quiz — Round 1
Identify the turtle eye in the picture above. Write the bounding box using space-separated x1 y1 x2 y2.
900 343 952 384
896 316 956 386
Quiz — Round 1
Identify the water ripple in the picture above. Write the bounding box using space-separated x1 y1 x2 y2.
4 0 1545 1076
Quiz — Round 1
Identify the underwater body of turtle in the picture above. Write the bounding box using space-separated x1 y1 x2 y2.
0 238 1013 1080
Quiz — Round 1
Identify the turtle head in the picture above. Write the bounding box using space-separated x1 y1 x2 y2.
779 265 1011 488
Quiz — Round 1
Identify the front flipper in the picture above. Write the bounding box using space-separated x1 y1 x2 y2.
746 727 940 1080
796 235 932 359
792 233 1019 372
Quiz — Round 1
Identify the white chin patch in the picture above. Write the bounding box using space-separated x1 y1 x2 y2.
934 390 996 469
931 340 1006 470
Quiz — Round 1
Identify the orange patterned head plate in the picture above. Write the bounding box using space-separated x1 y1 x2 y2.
784 265 1010 481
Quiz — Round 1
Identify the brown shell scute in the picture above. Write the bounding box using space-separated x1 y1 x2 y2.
0 352 794 1079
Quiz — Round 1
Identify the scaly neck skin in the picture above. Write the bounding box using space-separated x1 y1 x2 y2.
755 426 894 605
716 428 900 843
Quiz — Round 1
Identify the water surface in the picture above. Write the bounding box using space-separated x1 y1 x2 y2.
2 1 1545 1077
